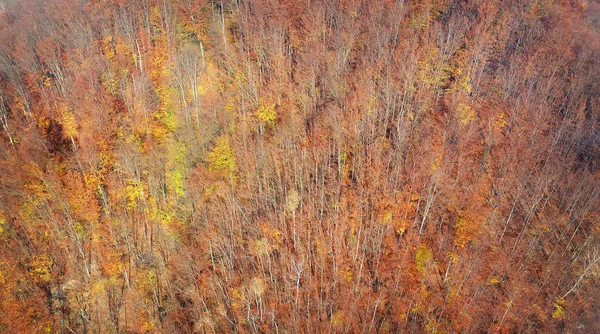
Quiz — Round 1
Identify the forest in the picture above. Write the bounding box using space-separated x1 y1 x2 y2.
0 0 599 333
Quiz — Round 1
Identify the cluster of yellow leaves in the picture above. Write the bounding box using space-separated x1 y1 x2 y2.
101 71 118 95
101 36 115 59
381 210 393 225
454 214 481 248
251 238 272 257
28 255 52 285
552 297 565 320
331 310 344 326
429 146 444 174
166 140 188 198
41 74 52 87
73 222 85 239
141 320 155 332
0 213 6 236
367 95 377 115
284 189 301 217
447 251 459 264
124 179 144 210
136 270 157 299
255 102 277 127
487 276 500 285
83 171 102 189
208 136 236 177
148 205 174 227
408 0 444 29
377 194 414 235
151 85 177 141
0 263 7 285
418 45 449 87
415 244 433 276
494 112 508 130
456 103 476 125
249 276 266 297
424 316 440 334
58 104 78 138
339 265 353 283
449 49 472 94
24 179 51 207
230 288 246 318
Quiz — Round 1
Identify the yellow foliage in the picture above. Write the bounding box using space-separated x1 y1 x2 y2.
102 36 115 59
340 266 353 283
331 310 344 326
29 255 52 284
395 218 410 235
449 49 472 94
151 49 169 82
153 208 174 226
166 140 187 198
41 74 52 87
233 69 246 85
208 136 236 176
377 136 390 150
285 189 301 216
494 112 508 130
167 170 185 196
425 316 439 334
456 103 476 125
124 179 144 209
137 271 157 296
251 238 272 257
0 267 6 285
411 302 424 314
552 297 565 320
197 82 209 95
255 102 277 127
367 95 377 114
447 251 459 264
101 71 118 95
415 244 433 275
418 45 449 87
74 222 85 239
487 277 500 285
83 172 101 188
0 214 6 236
249 276 266 296
381 210 393 225
231 288 245 309
142 320 155 332
151 85 177 141
59 105 78 138
225 101 235 114
430 148 444 174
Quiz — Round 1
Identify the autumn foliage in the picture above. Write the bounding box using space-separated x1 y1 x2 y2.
0 0 599 333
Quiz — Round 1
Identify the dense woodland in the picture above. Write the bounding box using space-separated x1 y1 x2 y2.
0 0 599 332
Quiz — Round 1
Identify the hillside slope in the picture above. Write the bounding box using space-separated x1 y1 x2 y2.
0 0 599 332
